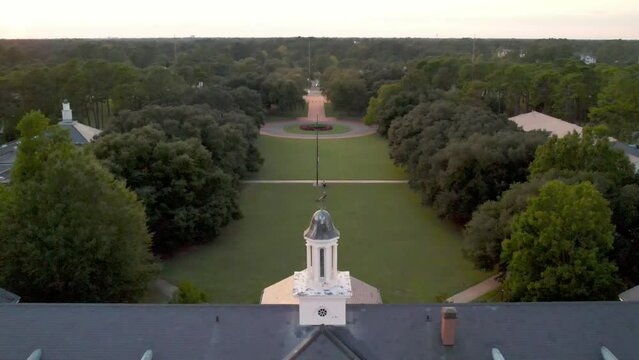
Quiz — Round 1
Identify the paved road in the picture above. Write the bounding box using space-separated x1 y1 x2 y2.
297 92 333 121
242 180 409 184
445 275 501 303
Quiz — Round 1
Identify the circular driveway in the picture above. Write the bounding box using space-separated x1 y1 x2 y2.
261 119 377 139
263 92 377 139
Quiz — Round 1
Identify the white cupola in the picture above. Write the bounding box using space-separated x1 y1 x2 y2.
61 100 74 124
293 209 352 326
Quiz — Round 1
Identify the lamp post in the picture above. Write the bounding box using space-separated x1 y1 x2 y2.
315 114 319 187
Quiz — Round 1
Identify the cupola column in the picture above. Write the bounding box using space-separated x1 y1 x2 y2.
323 246 332 280
313 246 320 282
332 244 338 277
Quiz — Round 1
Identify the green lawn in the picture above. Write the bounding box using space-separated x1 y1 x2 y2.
251 134 407 180
284 123 351 135
160 183 489 303
156 133 488 304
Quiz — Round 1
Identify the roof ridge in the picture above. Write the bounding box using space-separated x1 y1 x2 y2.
282 325 365 360
323 326 365 360
282 327 321 360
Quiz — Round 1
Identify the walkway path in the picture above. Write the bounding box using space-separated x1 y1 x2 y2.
261 92 377 139
242 180 409 184
297 89 333 121
445 275 501 303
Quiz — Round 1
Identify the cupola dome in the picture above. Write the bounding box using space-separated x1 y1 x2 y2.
304 209 340 241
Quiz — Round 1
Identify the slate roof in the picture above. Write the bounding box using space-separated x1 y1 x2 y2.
0 288 20 303
0 140 18 183
509 111 583 138
619 284 639 301
0 302 637 360
58 121 101 145
0 120 100 183
510 111 639 172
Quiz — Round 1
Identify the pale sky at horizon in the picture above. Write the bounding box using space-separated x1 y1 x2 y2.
2 0 638 40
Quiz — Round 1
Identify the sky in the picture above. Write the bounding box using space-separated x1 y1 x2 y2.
1 0 638 39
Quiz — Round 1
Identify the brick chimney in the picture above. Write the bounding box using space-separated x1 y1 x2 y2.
441 307 457 346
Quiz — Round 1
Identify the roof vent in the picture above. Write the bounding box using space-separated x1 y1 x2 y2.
140 349 153 360
601 346 619 360
26 349 42 360
492 348 505 360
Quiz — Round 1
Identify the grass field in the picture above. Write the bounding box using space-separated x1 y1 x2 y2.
251 135 406 180
284 123 351 135
160 183 489 303
155 133 489 304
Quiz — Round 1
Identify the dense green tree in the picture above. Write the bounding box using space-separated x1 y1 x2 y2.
143 66 188 106
424 131 546 222
170 281 210 304
550 70 591 123
529 68 559 113
0 111 157 302
463 170 616 271
389 100 518 190
323 68 369 114
589 67 639 142
501 180 622 301
106 105 262 179
364 82 402 125
92 125 239 254
529 126 635 185
463 178 546 270
610 184 639 283
260 70 306 113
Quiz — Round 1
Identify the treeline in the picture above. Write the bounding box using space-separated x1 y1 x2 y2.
2 38 638 139
0 57 307 142
0 45 276 253
2 38 638 70
365 57 639 141
367 58 639 300
0 39 301 302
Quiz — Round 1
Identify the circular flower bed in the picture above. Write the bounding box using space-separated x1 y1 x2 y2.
299 123 333 131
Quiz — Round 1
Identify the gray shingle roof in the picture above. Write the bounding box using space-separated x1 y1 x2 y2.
0 119 100 183
0 288 20 303
619 284 639 301
0 140 18 183
0 302 637 360
612 141 639 158
58 121 101 145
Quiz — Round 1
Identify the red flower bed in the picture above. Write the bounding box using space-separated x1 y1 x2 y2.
299 124 333 131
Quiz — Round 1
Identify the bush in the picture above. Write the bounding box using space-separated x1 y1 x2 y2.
171 281 210 304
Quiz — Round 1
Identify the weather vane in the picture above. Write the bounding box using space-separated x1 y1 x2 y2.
316 181 328 209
